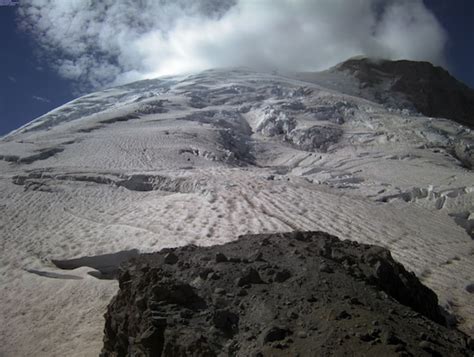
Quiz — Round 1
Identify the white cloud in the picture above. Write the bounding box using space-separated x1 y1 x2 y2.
16 0 447 90
32 95 51 103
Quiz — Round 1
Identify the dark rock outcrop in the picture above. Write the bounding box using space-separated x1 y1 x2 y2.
101 231 473 356
336 57 474 128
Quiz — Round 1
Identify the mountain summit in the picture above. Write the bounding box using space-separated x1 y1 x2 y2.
0 59 473 355
299 57 474 128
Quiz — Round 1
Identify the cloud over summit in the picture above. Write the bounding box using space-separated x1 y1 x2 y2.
17 0 447 90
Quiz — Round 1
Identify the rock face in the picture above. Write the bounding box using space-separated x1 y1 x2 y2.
101 231 472 356
336 57 474 128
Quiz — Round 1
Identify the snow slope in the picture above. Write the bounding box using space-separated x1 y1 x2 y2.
0 66 473 356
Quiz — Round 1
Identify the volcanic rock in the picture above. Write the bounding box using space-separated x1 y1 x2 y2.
101 231 472 356
335 57 474 128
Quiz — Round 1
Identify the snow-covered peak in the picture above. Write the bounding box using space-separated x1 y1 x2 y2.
0 60 473 355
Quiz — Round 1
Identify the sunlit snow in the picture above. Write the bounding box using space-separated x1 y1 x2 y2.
0 67 473 356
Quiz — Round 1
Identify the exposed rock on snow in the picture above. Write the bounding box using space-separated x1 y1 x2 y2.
101 231 472 357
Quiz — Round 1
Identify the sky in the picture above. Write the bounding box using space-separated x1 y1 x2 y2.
1 0 473 136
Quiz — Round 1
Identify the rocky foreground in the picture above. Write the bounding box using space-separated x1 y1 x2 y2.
101 231 473 356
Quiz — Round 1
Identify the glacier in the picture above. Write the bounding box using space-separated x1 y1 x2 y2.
0 62 473 356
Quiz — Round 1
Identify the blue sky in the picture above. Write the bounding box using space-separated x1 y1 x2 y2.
0 5 73 135
1 0 473 136
427 0 474 87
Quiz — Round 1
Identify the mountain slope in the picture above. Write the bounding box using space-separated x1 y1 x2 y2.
0 62 473 356
293 56 474 129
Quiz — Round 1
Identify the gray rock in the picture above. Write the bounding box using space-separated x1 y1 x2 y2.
319 262 333 273
274 269 292 283
261 326 290 344
164 252 178 265
215 253 228 263
101 231 471 357
237 267 264 287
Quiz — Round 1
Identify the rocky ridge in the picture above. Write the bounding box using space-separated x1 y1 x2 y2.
101 231 473 356
334 57 474 129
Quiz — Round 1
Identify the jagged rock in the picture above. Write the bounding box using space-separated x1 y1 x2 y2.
236 267 264 286
260 326 291 344
101 231 472 356
335 57 474 128
212 309 239 335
